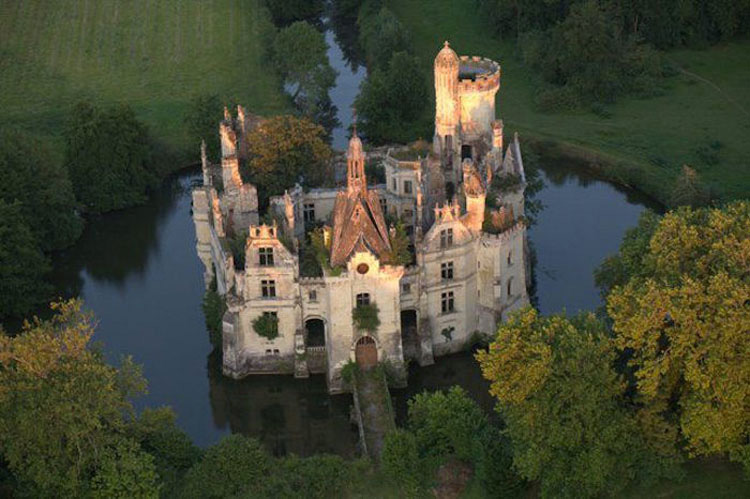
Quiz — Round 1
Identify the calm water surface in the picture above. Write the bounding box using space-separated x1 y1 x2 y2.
46 27 659 453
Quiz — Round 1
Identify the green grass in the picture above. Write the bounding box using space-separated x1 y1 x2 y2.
624 459 750 498
387 0 750 203
0 0 289 161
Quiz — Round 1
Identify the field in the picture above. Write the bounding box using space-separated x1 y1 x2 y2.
386 0 750 204
0 0 288 161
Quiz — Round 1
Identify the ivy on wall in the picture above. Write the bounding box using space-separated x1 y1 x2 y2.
352 303 380 333
252 313 279 340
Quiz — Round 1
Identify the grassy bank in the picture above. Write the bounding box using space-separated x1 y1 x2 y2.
386 0 750 204
0 0 289 163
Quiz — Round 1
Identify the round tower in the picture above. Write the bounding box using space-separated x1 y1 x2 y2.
434 41 459 156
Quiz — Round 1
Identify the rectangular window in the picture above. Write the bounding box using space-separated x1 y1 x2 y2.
441 261 454 280
507 250 513 266
402 283 411 294
308 289 317 302
380 197 387 212
392 179 397 191
261 280 276 298
303 203 315 223
404 208 414 219
441 291 455 313
406 225 414 236
404 180 413 194
259 247 274 266
356 293 370 307
440 228 453 249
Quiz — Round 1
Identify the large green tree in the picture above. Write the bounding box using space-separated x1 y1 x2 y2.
64 102 158 214
0 128 82 251
273 21 338 130
246 115 332 205
355 51 429 144
605 201 750 472
0 299 159 497
0 200 51 320
476 308 668 498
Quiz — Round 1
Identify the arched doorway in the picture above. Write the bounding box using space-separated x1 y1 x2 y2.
305 318 325 347
355 336 377 369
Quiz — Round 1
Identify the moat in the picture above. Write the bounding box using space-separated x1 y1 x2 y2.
47 161 658 452
45 22 660 453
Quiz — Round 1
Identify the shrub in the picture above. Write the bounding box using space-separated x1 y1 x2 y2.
253 313 279 340
381 430 422 496
202 285 226 350
352 303 380 333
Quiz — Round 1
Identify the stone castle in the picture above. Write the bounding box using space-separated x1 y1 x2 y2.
192 42 529 393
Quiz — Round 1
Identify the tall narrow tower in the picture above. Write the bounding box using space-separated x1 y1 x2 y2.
433 41 460 158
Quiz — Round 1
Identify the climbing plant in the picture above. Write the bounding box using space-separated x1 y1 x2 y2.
352 303 380 333
252 313 279 340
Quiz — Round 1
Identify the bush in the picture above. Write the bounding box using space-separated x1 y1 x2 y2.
381 430 422 496
64 102 158 214
202 285 226 350
181 435 270 499
184 94 222 162
352 303 380 333
272 454 351 498
253 313 279 340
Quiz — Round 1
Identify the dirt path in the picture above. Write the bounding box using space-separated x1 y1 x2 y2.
355 367 395 460
668 59 750 118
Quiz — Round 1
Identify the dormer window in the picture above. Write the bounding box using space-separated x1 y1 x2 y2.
259 247 274 266
440 228 453 248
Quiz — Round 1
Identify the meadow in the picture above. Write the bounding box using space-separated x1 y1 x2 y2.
0 0 289 162
387 0 750 204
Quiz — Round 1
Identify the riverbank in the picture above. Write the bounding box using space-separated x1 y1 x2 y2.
384 0 750 206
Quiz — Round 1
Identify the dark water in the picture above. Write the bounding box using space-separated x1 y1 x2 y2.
43 25 658 453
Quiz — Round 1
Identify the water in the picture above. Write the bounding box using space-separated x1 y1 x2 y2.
326 26 366 150
43 28 659 452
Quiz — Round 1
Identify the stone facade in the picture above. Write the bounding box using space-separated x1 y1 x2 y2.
192 42 529 394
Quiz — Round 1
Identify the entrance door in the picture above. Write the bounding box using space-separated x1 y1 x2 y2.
355 336 377 369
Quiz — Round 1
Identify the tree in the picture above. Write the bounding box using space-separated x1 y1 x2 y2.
476 308 665 497
181 434 271 499
246 115 332 205
273 21 338 129
0 200 51 320
358 6 412 69
184 94 223 162
0 128 82 251
355 51 429 144
0 299 154 496
382 220 412 266
381 430 422 496
264 0 324 28
668 164 711 208
605 201 750 473
64 102 158 214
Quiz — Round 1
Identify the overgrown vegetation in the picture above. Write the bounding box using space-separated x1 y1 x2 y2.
64 102 160 214
245 115 333 208
352 303 381 333
202 277 227 351
252 313 279 341
382 220 414 266
301 227 343 277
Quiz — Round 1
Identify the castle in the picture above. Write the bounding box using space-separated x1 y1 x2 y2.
192 42 529 393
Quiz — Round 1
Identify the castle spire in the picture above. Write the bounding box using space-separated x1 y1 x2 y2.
346 108 366 193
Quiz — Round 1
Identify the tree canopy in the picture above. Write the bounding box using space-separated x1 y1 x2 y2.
0 200 51 320
0 299 159 497
604 201 750 472
355 51 429 144
184 94 223 162
273 21 338 135
246 115 332 206
64 102 158 214
476 308 672 497
0 128 82 251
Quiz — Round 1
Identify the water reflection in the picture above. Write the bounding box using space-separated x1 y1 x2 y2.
207 353 359 457
529 162 661 315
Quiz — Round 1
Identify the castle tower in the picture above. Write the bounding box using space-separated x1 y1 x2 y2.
433 41 460 158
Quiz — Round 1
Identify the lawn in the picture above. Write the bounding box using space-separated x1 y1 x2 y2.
386 0 750 204
0 0 289 162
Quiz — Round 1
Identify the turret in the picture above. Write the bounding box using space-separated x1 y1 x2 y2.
433 41 460 157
